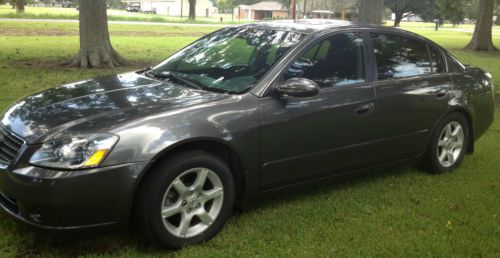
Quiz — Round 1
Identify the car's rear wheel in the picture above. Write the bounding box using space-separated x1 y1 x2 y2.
423 112 469 173
135 150 235 249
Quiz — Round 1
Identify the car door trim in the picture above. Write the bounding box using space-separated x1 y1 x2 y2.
262 129 428 168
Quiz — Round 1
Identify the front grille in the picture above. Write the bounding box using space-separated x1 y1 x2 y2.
0 127 24 165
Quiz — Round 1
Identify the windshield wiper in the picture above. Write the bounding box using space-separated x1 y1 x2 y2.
145 70 203 91
144 69 241 94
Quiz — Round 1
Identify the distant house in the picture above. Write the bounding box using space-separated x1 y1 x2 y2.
122 0 217 17
234 1 288 20
390 13 423 22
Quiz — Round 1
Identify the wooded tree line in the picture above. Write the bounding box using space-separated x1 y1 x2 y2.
2 0 496 68
70 0 500 68
378 0 500 51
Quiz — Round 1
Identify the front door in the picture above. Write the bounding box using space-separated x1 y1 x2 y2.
259 32 377 189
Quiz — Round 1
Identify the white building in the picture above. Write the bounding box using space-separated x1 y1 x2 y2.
390 13 423 22
123 0 217 17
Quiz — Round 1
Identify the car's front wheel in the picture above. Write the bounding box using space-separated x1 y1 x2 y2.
423 112 470 173
135 150 235 249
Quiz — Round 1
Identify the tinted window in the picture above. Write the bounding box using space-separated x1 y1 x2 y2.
429 46 445 73
286 33 366 87
371 33 432 80
446 53 464 73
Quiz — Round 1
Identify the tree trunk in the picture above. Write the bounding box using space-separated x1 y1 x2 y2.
188 0 196 20
10 0 15 9
465 0 497 51
394 11 403 27
66 0 128 68
359 0 384 24
15 0 24 13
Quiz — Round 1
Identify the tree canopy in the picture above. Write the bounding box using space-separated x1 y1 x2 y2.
385 0 431 26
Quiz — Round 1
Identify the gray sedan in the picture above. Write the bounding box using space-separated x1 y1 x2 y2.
0 20 495 248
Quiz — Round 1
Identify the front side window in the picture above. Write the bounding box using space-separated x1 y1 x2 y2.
371 33 432 80
151 27 305 93
446 53 464 73
429 46 445 74
285 32 366 88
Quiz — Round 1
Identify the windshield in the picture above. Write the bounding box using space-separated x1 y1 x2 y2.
151 27 305 93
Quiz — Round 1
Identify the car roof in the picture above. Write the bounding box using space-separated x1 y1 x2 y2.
244 19 353 33
238 19 438 46
239 19 418 36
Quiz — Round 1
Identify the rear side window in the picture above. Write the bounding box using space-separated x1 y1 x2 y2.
371 33 432 80
429 46 445 74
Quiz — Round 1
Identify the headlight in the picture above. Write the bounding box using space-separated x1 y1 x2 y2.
29 134 119 169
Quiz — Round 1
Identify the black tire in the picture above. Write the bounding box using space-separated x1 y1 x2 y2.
135 150 235 249
422 112 470 174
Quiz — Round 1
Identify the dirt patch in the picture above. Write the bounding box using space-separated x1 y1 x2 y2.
0 28 74 36
11 58 153 70
0 27 207 37
111 31 207 37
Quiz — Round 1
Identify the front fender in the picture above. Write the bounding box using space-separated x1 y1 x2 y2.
101 94 261 169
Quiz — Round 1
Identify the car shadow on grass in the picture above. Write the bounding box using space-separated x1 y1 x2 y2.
1 163 425 256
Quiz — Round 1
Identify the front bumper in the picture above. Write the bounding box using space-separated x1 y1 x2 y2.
0 162 149 231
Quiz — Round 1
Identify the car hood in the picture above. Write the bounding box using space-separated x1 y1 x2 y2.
1 72 226 144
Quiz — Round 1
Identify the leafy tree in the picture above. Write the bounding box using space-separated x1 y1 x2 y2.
106 0 125 9
66 0 128 68
15 0 24 13
385 0 431 27
359 0 384 24
218 0 234 11
465 0 497 51
418 0 474 25
332 0 357 19
436 0 468 25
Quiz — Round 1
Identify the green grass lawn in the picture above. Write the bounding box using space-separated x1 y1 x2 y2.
0 5 246 24
0 21 499 257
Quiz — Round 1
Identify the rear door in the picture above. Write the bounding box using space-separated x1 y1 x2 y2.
366 31 452 164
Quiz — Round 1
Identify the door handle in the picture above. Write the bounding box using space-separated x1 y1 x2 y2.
354 103 374 115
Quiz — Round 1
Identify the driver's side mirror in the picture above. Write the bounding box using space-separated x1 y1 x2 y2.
276 78 319 98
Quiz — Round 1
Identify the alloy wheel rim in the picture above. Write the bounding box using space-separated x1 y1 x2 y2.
161 168 224 238
437 121 464 168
